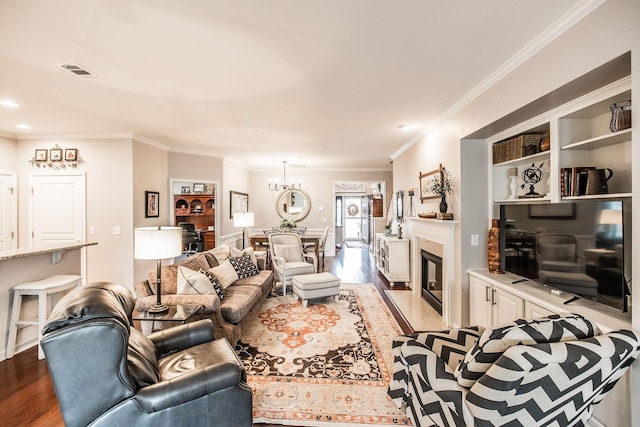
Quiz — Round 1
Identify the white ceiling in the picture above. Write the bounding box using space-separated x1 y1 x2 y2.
0 0 591 170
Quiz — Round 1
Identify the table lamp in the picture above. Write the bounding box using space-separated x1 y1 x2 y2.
233 212 254 249
134 226 183 314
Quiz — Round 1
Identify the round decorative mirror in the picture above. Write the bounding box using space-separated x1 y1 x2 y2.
276 188 311 221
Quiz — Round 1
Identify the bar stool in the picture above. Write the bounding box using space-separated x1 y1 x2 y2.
6 274 82 359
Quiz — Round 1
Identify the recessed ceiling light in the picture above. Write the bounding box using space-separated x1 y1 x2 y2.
398 124 416 131
15 124 31 130
0 100 20 108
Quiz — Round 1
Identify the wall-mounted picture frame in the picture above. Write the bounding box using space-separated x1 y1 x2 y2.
396 190 404 221
230 191 248 219
35 149 48 161
64 148 77 161
193 183 205 193
145 191 159 218
529 203 576 219
181 186 191 194
419 168 440 202
50 148 63 161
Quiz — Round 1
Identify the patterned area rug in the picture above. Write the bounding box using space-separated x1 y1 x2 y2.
235 283 410 426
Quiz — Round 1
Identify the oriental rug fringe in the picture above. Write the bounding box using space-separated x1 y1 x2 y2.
235 283 410 426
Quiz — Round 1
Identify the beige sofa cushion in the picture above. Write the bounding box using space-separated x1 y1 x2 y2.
177 266 214 295
221 285 262 324
209 259 239 289
148 253 210 295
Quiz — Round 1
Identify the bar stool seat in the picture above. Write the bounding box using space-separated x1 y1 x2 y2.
7 274 82 359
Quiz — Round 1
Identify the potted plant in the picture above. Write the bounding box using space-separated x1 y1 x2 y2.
280 217 296 228
429 167 453 213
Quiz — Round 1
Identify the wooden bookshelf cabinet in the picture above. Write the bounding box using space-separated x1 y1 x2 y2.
174 194 215 250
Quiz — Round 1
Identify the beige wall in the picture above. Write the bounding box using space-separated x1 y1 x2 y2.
223 157 251 238
15 136 134 286
132 140 169 284
249 169 392 231
0 134 16 171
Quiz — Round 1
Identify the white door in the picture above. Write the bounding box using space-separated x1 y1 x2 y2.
343 196 363 240
30 173 86 246
0 172 17 250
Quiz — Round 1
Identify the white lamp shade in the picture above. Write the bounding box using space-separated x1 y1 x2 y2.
233 212 254 228
599 209 622 225
134 226 183 260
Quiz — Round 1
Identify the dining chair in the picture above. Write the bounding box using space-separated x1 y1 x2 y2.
304 226 329 268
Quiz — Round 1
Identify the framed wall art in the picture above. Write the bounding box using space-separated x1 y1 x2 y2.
35 149 48 162
419 168 440 202
230 191 248 219
64 149 77 161
50 148 63 161
145 191 159 218
193 183 206 193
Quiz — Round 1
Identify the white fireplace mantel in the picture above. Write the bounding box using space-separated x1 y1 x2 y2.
405 217 457 326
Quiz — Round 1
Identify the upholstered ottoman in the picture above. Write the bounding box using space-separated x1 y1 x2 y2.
292 272 341 307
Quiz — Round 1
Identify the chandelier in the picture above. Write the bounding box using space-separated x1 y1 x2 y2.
268 160 301 191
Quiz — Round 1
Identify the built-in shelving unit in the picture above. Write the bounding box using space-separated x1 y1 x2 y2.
490 77 632 204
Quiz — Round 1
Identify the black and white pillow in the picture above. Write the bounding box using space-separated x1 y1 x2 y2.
454 313 600 388
229 254 260 279
198 268 224 300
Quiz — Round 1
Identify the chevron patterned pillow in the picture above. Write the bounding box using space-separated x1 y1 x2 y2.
454 313 600 389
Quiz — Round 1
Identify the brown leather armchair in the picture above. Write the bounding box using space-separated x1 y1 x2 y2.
41 282 252 427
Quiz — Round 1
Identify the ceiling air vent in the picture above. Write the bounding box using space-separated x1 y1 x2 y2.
60 64 97 79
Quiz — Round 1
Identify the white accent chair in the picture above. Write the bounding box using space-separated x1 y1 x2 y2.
269 232 317 295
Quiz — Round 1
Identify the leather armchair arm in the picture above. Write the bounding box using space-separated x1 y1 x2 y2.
135 361 246 412
149 320 214 357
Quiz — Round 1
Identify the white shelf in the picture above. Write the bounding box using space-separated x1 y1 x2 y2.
495 196 551 204
562 192 632 201
561 128 632 151
493 150 549 167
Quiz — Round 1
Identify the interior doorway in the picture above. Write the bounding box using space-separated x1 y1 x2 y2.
342 196 363 240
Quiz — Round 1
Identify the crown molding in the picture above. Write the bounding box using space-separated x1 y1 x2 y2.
0 130 17 139
391 0 605 160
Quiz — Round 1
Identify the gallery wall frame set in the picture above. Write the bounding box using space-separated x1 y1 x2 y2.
31 144 83 169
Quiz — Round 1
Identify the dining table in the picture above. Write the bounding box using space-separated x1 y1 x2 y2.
249 233 322 272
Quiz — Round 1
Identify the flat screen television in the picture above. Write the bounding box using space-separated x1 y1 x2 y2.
500 199 631 312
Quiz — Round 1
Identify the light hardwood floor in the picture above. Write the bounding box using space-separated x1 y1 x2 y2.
0 243 429 426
